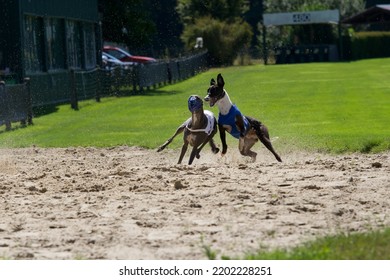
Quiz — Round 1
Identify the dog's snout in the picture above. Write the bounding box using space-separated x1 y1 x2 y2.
204 95 210 102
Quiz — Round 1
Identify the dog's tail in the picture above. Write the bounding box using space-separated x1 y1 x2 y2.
247 117 282 162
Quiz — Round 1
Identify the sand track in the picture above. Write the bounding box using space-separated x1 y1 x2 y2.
0 147 389 259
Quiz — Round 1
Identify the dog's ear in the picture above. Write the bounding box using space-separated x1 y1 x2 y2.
210 78 216 86
217 74 224 88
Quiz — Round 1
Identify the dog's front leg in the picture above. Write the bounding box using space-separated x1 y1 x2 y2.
195 137 210 159
219 124 228 155
178 141 188 164
188 146 198 165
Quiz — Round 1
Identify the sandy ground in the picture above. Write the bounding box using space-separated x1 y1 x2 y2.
0 146 389 259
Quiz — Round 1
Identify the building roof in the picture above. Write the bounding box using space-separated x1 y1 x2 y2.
342 4 390 24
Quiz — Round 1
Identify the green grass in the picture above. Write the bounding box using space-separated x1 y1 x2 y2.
1 58 389 152
201 228 390 260
243 229 390 260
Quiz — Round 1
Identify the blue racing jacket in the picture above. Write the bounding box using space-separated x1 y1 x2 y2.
218 105 250 139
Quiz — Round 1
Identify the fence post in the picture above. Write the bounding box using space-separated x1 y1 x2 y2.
131 67 137 93
1 81 12 130
97 69 104 100
70 69 78 110
177 61 181 81
112 67 121 96
0 81 10 130
24 77 33 125
95 67 101 102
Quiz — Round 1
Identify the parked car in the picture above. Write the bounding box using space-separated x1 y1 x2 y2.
102 52 134 70
103 46 157 64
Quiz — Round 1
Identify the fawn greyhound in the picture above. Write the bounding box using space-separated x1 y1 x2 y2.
204 74 282 162
157 95 219 165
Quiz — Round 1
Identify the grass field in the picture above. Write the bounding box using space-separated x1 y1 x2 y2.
244 229 390 260
202 229 390 260
0 58 389 153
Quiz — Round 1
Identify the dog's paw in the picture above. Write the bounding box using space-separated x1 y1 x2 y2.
212 148 220 154
157 146 165 152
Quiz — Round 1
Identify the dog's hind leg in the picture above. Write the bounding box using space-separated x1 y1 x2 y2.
195 122 219 160
195 140 208 159
246 116 282 162
157 123 186 152
195 136 219 159
209 138 220 154
239 136 257 162
256 124 282 162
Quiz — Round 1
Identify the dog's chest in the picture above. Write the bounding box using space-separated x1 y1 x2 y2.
186 134 200 146
218 105 249 139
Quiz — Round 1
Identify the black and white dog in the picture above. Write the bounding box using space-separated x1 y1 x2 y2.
204 74 282 162
157 95 219 165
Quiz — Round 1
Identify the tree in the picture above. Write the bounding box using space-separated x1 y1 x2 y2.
98 0 155 52
181 16 252 65
143 0 183 57
243 0 264 57
177 0 252 65
177 0 248 24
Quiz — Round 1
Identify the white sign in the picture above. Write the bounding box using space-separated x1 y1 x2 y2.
264 9 339 26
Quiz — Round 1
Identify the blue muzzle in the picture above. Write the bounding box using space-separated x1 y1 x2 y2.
188 96 203 112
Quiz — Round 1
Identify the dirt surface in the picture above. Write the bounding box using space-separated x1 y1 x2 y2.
0 146 389 259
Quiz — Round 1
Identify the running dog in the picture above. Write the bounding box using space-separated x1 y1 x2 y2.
204 74 282 162
157 95 219 165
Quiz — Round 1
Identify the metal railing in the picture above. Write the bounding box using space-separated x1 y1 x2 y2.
0 51 208 130
69 50 208 109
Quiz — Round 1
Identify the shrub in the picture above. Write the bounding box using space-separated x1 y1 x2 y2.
349 31 390 60
181 16 253 66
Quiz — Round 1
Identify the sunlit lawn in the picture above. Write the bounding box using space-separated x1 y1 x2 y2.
201 228 390 260
0 58 389 153
243 229 390 260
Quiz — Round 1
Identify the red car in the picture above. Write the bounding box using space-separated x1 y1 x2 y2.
103 46 156 64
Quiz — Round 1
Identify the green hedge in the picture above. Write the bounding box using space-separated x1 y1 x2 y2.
348 31 390 60
181 17 252 66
